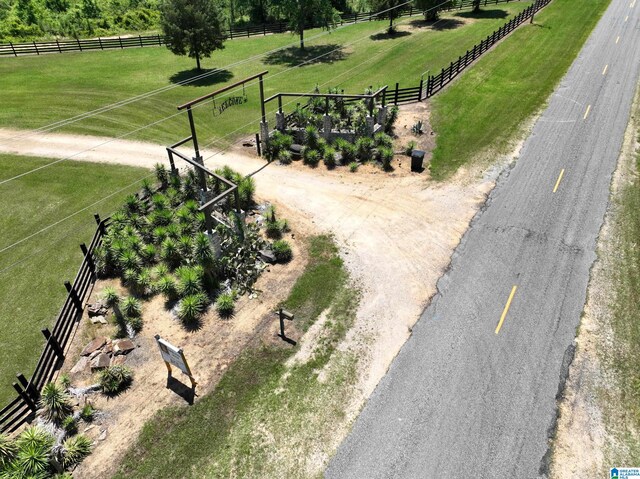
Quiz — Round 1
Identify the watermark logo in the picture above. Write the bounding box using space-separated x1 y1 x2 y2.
611 467 640 478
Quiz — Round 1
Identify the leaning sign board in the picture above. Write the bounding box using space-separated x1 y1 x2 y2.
154 335 196 387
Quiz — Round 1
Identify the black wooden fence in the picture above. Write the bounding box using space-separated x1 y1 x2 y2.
0 215 109 433
0 0 524 57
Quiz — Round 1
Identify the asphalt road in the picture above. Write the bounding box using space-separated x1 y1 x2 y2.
326 0 640 476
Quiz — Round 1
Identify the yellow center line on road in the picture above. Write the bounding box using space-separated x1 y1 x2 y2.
495 286 518 335
616 35 621 44
553 169 565 193
584 104 591 120
603 64 609 75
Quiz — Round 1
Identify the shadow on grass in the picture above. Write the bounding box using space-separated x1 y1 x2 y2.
166 375 196 404
169 68 234 87
456 8 509 19
409 18 465 31
263 44 348 67
370 30 412 41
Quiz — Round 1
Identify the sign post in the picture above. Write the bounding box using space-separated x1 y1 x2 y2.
154 335 197 389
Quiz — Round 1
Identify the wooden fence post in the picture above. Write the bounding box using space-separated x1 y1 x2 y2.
56 39 61 53
355 12 358 23
12 383 36 411
139 35 143 47
98 37 103 49
394 82 399 105
64 281 82 312
33 41 39 55
16 373 38 401
418 77 424 101
41 328 64 359
440 68 444 88
77 38 82 52
118 36 123 49
10 41 17 56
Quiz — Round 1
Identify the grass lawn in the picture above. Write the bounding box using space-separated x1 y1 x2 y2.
0 155 148 406
0 3 530 149
113 235 360 479
429 0 611 179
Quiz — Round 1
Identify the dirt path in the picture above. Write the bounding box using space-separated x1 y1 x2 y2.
0 127 496 474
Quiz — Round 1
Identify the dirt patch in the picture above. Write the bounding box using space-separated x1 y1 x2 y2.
66 203 309 479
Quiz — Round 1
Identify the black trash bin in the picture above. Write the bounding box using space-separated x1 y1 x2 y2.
411 150 425 172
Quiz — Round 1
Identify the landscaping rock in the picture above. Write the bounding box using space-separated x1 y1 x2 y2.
259 249 277 264
98 429 107 441
81 337 107 356
89 315 107 325
103 341 113 354
290 144 303 159
113 339 135 355
87 302 108 317
70 356 90 375
90 353 111 370
111 355 127 366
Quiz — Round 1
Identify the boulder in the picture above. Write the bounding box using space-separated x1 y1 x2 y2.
113 339 135 355
90 353 111 370
81 337 107 356
259 249 277 264
111 355 127 366
70 356 90 375
89 315 107 325
87 302 108 317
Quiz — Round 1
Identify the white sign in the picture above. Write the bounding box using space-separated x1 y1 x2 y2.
154 335 193 377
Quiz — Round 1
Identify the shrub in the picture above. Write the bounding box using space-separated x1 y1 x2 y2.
121 296 142 317
154 163 169 188
278 150 292 165
156 275 178 302
178 235 193 258
62 416 78 436
160 238 181 268
238 176 256 210
323 147 337 169
99 366 133 394
374 132 394 149
272 240 293 263
349 162 359 173
126 316 143 333
176 266 204 297
118 249 141 272
140 244 157 264
177 294 206 323
385 106 399 134
378 147 395 171
355 137 374 162
140 178 154 198
304 125 320 149
0 433 17 469
59 373 71 389
266 131 293 161
215 293 235 318
335 139 357 164
303 148 321 167
14 427 54 476
60 435 92 469
79 404 95 422
265 221 283 239
101 286 120 308
405 140 417 156
38 382 73 424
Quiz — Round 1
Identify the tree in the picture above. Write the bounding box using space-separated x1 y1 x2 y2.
369 0 403 33
415 0 452 21
272 0 338 49
161 0 226 70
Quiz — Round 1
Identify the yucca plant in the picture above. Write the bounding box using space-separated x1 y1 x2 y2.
102 286 123 321
60 435 92 469
154 163 169 188
238 176 256 210
178 235 193 258
374 132 394 149
169 173 182 190
304 125 320 149
118 249 141 272
140 178 154 198
79 404 94 422
139 243 157 265
98 366 133 394
126 316 143 333
153 226 168 243
151 193 169 211
272 240 293 263
356 137 374 162
13 440 51 477
378 147 394 171
323 147 337 169
165 223 181 240
215 293 235 318
165 187 182 207
160 238 181 269
38 382 73 424
123 194 143 216
148 209 173 228
176 266 204 297
0 433 17 469
177 294 206 323
121 296 142 318
108 210 128 231
302 148 320 167
155 275 178 302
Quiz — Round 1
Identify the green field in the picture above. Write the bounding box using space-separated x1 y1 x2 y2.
430 0 611 179
0 3 530 149
0 155 148 405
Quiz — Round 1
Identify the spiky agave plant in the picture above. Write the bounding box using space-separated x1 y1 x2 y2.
13 426 54 477
154 163 169 188
121 296 142 318
0 433 17 469
98 366 133 394
177 294 206 323
60 435 92 469
215 293 235 318
160 238 181 269
38 382 73 424
176 266 204 298
178 236 193 259
102 286 123 321
155 275 178 302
